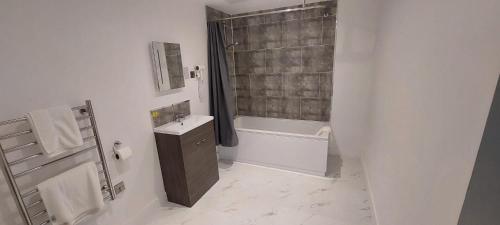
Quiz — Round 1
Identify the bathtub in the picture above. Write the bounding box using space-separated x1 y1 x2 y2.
218 116 330 176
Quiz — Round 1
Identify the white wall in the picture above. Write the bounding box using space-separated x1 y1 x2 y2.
363 0 500 225
331 0 379 158
0 0 209 224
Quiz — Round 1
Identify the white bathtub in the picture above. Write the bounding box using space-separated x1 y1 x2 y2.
218 116 330 176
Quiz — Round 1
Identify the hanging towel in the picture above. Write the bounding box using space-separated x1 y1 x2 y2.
37 162 105 225
27 106 83 157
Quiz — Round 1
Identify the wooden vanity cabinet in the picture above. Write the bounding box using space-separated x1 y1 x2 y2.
154 120 219 207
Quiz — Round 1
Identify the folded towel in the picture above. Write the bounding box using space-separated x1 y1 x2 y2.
316 126 332 137
27 106 83 157
37 162 105 225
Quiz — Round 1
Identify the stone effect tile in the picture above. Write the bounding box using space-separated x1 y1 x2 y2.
319 72 333 99
322 16 336 45
232 95 237 117
236 74 250 97
265 48 302 73
228 2 336 121
247 15 266 26
237 96 252 115
235 51 266 74
175 101 190 116
302 6 329 19
265 97 281 117
265 13 284 24
228 75 236 91
302 46 334 72
224 24 233 44
266 97 301 119
248 23 282 50
206 6 230 22
250 74 282 97
285 73 320 98
237 96 266 116
226 52 235 76
283 20 301 47
150 100 190 127
300 18 323 46
283 10 302 21
250 97 267 116
232 27 248 51
301 98 331 121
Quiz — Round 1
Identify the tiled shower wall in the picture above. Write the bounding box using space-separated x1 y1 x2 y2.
228 1 336 122
208 1 336 121
206 6 230 22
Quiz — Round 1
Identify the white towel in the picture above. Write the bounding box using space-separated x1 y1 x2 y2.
27 106 83 157
37 162 105 225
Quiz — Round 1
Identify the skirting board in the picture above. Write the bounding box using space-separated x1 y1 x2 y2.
361 157 380 225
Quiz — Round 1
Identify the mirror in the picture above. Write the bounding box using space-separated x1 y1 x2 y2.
151 42 185 91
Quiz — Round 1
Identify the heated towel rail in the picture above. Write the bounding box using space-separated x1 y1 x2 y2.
0 100 116 225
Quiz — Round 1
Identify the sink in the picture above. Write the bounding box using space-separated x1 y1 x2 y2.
154 115 214 135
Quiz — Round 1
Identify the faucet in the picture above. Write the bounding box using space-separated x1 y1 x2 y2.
172 104 186 123
174 113 186 123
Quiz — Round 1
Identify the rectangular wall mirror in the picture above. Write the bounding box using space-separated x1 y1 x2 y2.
151 42 185 91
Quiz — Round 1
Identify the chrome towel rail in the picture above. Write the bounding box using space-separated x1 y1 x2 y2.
13 145 98 179
2 127 93 153
7 136 95 167
26 199 43 209
0 105 86 127
0 130 33 141
0 100 116 225
4 142 38 153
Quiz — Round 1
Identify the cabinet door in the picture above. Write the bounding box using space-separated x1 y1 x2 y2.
180 121 219 204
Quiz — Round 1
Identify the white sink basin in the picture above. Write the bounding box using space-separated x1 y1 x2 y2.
154 115 214 135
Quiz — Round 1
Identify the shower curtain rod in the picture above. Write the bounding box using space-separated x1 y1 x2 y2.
216 5 327 21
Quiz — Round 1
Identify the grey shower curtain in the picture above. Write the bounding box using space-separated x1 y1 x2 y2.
207 22 238 147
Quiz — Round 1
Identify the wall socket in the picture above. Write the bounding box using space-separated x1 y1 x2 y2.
114 181 126 195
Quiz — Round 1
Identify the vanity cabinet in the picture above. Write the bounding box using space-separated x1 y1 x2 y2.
154 120 219 207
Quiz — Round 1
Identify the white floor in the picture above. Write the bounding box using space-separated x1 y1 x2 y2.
144 156 375 225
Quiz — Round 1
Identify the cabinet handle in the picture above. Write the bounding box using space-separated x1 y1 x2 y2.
195 138 208 146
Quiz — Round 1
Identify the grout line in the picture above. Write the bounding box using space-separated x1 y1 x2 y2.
318 72 322 98
321 12 325 45
299 96 302 120
231 19 239 116
232 44 335 53
265 95 268 117
282 73 285 99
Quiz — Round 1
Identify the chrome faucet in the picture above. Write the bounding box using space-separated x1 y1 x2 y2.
172 104 186 123
174 113 186 123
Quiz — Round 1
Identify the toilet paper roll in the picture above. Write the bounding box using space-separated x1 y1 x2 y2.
114 146 132 161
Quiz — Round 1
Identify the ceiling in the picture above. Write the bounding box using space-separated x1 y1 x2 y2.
205 0 326 15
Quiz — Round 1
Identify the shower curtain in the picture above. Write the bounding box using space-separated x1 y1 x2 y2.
207 22 238 147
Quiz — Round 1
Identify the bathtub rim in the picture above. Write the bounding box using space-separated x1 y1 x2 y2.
236 127 329 141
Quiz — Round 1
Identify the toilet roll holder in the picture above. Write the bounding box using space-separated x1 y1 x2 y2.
113 141 123 160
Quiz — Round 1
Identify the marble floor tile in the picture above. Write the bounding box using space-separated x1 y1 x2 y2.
144 156 375 225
